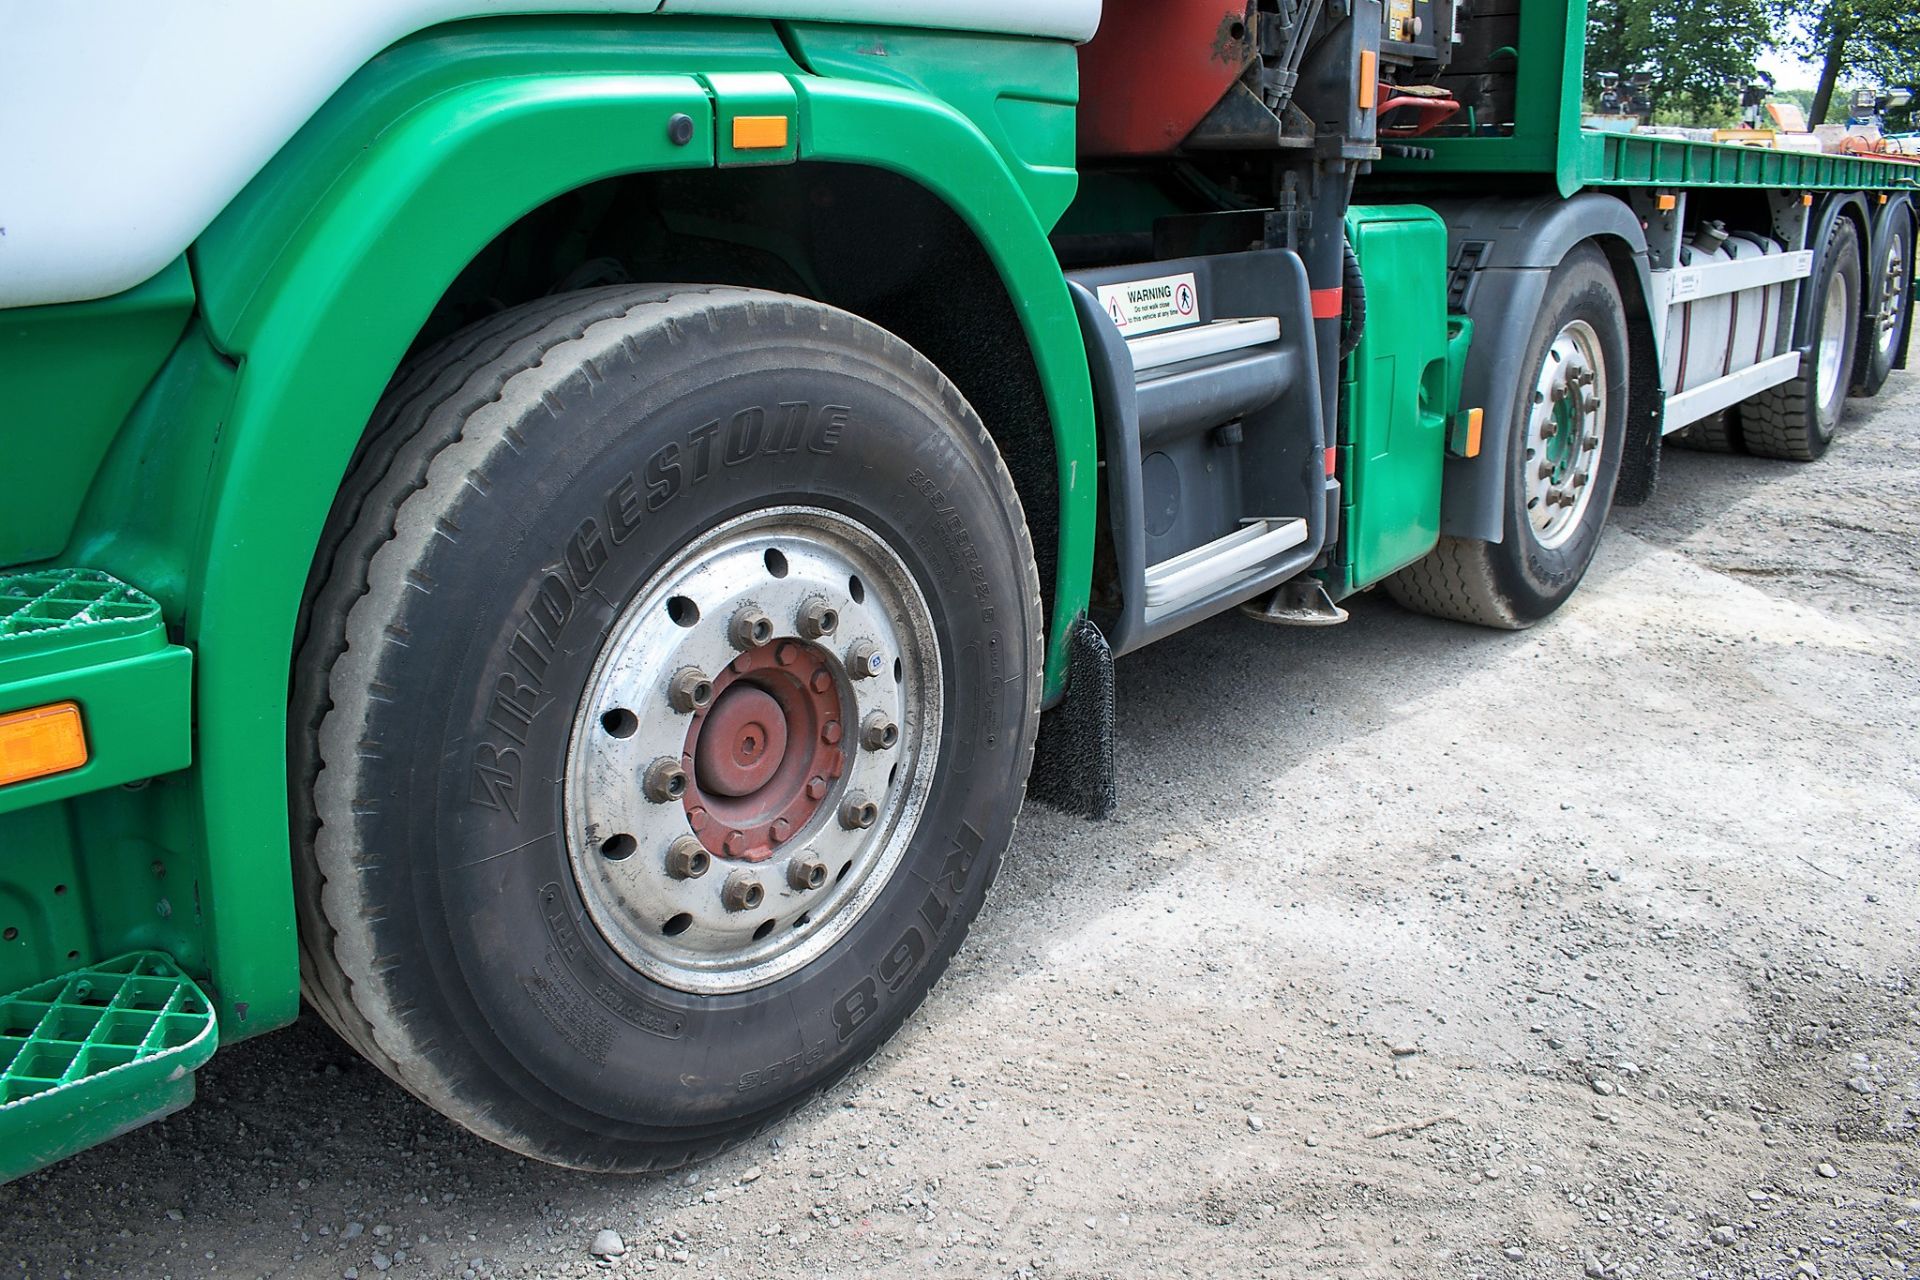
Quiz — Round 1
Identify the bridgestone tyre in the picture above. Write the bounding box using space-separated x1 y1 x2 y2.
1854 211 1912 398
1741 217 1863 460
290 286 1043 1170
1386 245 1630 629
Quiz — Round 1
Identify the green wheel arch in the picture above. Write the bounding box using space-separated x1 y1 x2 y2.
179 48 1096 1033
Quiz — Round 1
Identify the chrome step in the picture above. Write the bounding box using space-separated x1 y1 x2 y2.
1126 316 1281 372
1142 517 1309 611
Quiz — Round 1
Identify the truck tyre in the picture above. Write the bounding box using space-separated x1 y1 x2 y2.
1854 210 1912 398
289 285 1043 1171
1741 217 1863 460
1669 409 1742 453
1386 245 1628 628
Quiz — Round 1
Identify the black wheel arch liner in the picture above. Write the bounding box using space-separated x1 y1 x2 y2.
1426 192 1656 543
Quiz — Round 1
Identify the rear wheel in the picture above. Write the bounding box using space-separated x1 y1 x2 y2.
1388 245 1629 628
291 286 1043 1170
1742 217 1862 460
1854 212 1912 398
1669 409 1742 453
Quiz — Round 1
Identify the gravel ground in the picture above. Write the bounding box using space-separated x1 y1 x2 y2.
7 377 1919 1280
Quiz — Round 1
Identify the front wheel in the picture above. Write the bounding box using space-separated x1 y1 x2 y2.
290 286 1043 1170
1387 244 1630 628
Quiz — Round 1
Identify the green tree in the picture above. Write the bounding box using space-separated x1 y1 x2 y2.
1795 0 1920 124
1586 0 1779 123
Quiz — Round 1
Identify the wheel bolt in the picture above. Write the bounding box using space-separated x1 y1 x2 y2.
861 711 899 751
643 757 688 803
809 669 833 694
797 597 839 639
822 720 842 745
805 775 829 801
787 856 829 891
723 830 751 857
730 605 774 651
770 817 793 844
666 836 710 880
840 793 878 830
687 805 710 832
721 871 765 912
847 640 885 680
669 666 714 713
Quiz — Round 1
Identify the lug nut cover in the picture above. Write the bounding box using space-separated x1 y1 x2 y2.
643 756 689 803
730 605 775 651
797 597 839 639
860 711 899 751
722 871 765 912
847 640 885 680
666 836 711 880
669 667 715 713
840 793 878 829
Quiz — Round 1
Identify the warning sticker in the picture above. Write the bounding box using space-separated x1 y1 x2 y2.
1096 272 1200 337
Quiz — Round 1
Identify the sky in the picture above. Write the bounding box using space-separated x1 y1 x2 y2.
1758 46 1822 91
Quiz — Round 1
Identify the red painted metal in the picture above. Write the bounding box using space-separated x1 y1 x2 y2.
682 640 844 863
1078 0 1255 158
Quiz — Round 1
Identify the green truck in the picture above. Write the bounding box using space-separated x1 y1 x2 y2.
1 0 1913 1179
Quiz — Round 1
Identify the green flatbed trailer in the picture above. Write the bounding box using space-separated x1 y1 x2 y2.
0 0 1912 1179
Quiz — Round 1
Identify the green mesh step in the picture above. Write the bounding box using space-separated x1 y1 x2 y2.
0 952 217 1182
0 569 164 666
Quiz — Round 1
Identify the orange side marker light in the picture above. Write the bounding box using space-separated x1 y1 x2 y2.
732 116 790 150
0 701 88 787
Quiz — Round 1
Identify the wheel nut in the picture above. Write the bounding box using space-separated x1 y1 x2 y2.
730 605 774 651
840 793 878 830
861 711 899 751
847 640 885 680
666 836 710 880
669 667 714 713
787 856 829 891
643 757 688 803
723 830 751 857
797 596 839 639
721 871 765 912
805 775 829 801
770 817 793 844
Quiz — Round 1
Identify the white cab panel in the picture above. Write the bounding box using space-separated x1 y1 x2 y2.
0 0 1098 310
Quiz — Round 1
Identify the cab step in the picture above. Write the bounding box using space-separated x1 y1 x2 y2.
1143 517 1309 610
0 951 217 1182
1069 249 1329 655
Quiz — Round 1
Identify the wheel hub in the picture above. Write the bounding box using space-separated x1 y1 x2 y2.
684 644 844 862
1523 320 1607 550
562 507 939 995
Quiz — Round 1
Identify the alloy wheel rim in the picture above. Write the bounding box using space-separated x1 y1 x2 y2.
564 507 940 995
1523 319 1607 550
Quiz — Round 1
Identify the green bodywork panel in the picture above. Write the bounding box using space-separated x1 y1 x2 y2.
0 571 197 1005
1332 206 1453 596
782 24 1081 230
2 16 1095 1045
0 260 195 567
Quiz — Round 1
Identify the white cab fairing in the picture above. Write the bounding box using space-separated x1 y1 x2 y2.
0 0 1100 310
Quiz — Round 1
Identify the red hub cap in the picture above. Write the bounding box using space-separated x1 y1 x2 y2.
682 641 843 862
